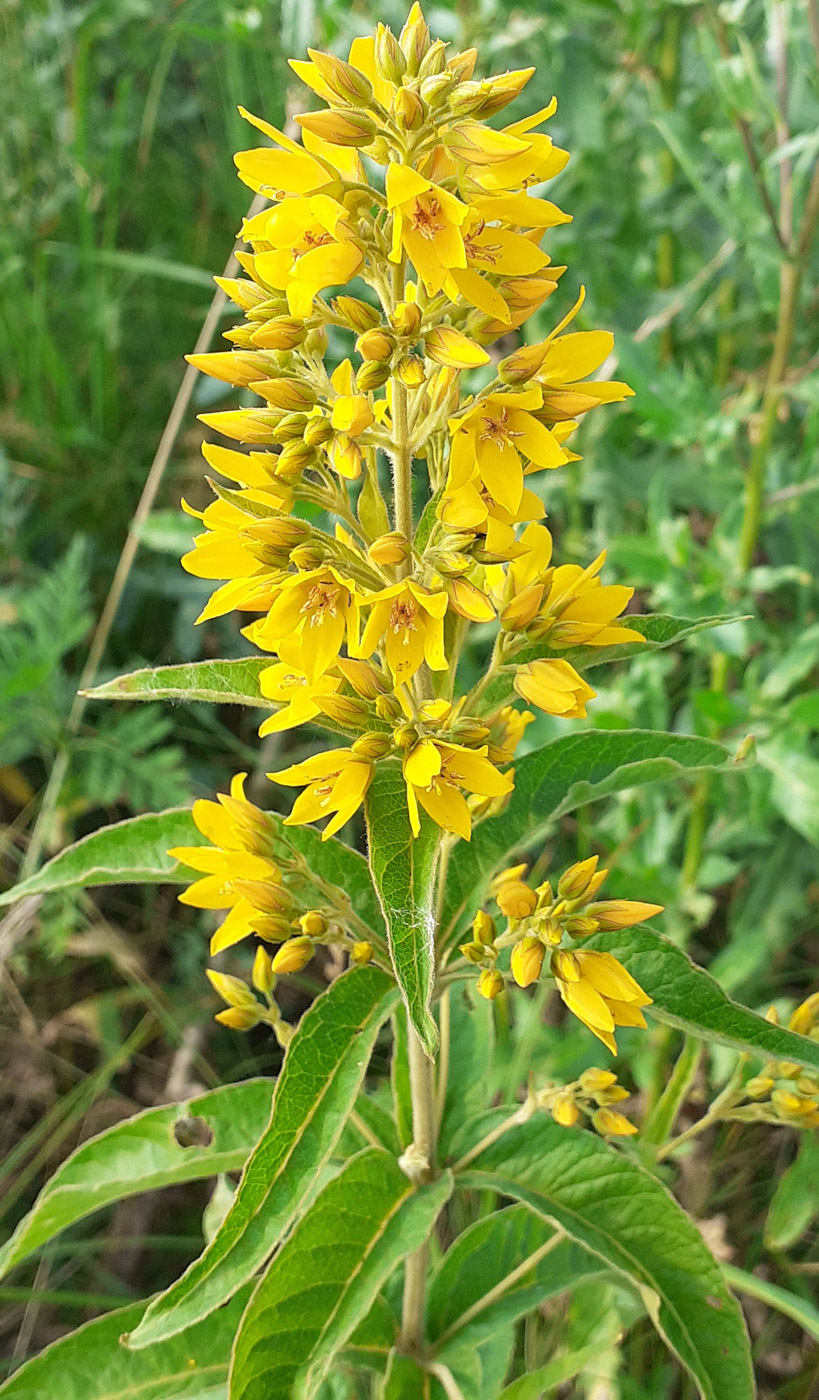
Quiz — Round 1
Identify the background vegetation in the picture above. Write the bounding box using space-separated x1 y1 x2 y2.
1 0 818 1392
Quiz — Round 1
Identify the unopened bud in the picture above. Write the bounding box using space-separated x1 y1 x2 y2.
337 657 389 698
375 24 406 83
255 379 317 411
306 48 374 106
551 949 580 982
368 531 410 566
399 2 431 74
418 38 447 77
496 879 537 921
251 317 308 351
252 912 294 942
473 910 497 946
299 910 327 937
303 414 334 447
460 939 487 965
564 915 600 938
376 693 404 720
558 857 600 902
295 109 377 148
271 411 310 443
356 328 396 361
252 946 276 995
419 72 453 104
511 935 544 988
551 1094 579 1127
450 718 491 745
585 899 663 931
351 941 374 965
333 296 381 332
390 301 422 337
356 359 392 391
271 936 314 974
392 86 425 131
275 438 317 474
315 693 371 726
417 697 452 725
351 732 392 760
434 550 473 577
290 542 331 570
395 355 426 387
477 968 504 1000
579 1068 618 1094
216 1006 262 1031
392 723 419 750
447 48 478 82
592 1108 637 1136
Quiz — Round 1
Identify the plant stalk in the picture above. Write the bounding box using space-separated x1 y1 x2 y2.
400 1021 438 1356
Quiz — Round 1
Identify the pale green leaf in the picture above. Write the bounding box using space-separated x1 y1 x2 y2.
443 730 743 937
0 1286 251 1400
229 1149 453 1400
365 760 441 1058
764 1136 819 1251
586 925 819 1074
0 1080 274 1280
723 1263 819 1343
497 1337 622 1399
459 1117 754 1400
127 967 399 1349
83 658 272 708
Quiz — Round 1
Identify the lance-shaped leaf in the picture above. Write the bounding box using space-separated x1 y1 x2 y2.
442 730 743 937
0 808 202 906
459 1118 754 1400
229 1149 453 1400
365 759 441 1058
83 657 273 707
586 924 819 1074
127 966 399 1349
478 615 741 712
0 1080 274 1279
1 806 384 936
0 1286 252 1400
428 1205 605 1353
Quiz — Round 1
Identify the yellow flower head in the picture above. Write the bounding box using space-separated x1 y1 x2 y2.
552 948 652 1055
269 747 374 839
246 566 358 681
403 737 513 840
356 580 448 683
386 163 469 295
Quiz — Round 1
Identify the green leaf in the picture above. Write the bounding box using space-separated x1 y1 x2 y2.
722 1264 819 1344
443 730 742 937
764 1136 819 1251
0 809 202 906
497 1337 622 1400
585 925 819 1074
229 1149 453 1400
82 658 273 707
383 1352 430 1399
0 1286 252 1400
127 966 400 1350
459 1118 754 1400
365 759 441 1058
428 1205 604 1352
0 1080 274 1280
758 739 819 846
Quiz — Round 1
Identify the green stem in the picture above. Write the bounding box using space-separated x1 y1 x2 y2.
400 1019 438 1356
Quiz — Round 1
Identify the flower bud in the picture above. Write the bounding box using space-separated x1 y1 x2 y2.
356 328 396 361
351 941 374 965
537 916 563 946
558 857 600 902
395 355 426 387
299 910 327 937
392 86 425 131
252 913 294 942
356 359 392 391
216 1006 262 1031
328 435 363 480
585 900 664 930
276 437 315 475
477 968 504 1000
579 1068 618 1094
351 732 392 760
207 970 258 1010
473 910 497 946
449 718 490 745
592 1108 638 1136
233 876 292 916
419 72 453 104
306 48 375 107
215 275 270 311
399 2 431 74
448 81 488 119
418 38 447 77
417 697 452 725
255 378 318 411
498 341 550 384
390 301 423 337
511 935 544 988
460 939 487 965
333 296 381 332
251 317 308 350
789 992 819 1037
368 532 410 566
272 936 314 974
447 48 478 81
563 915 600 938
252 946 276 996
551 1094 580 1127
393 723 419 749
501 583 544 631
433 550 473 577
337 657 389 698
290 542 331 570
315 693 372 727
303 414 335 447
595 1084 630 1105
496 879 537 921
376 692 404 720
551 949 580 982
375 24 406 83
295 110 377 148
270 411 310 443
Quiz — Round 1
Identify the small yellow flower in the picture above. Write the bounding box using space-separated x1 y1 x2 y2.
552 948 652 1055
448 387 567 518
514 658 596 717
330 359 375 437
403 737 513 840
592 1108 638 1137
511 935 545 987
246 566 358 682
477 968 505 1000
269 747 374 839
356 579 448 683
386 163 469 296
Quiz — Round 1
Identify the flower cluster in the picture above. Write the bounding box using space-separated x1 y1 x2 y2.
731 994 819 1129
533 1067 638 1137
173 5 657 1034
461 856 662 1054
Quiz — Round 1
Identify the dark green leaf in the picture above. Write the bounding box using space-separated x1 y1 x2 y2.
443 730 743 937
460 1117 754 1400
229 1149 453 1400
127 967 399 1349
764 1136 819 1251
0 1286 252 1399
0 1080 274 1279
586 925 819 1074
82 657 273 707
365 759 441 1057
0 809 202 906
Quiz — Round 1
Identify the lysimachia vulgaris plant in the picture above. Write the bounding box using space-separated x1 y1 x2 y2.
6 9 819 1398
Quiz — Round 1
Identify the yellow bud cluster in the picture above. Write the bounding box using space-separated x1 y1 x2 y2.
534 1068 637 1136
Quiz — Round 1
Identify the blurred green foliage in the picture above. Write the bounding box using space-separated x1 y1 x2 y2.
1 0 819 1391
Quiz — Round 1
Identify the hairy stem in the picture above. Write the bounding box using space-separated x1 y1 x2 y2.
400 1021 438 1355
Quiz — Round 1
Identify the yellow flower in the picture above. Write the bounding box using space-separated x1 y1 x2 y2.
514 658 596 717
403 737 513 840
440 473 546 562
257 641 343 736
356 580 448 683
168 774 283 955
234 106 357 196
206 971 263 1032
552 948 652 1055
330 359 375 437
448 387 567 517
246 566 358 681
269 748 374 839
386 163 469 295
242 195 364 318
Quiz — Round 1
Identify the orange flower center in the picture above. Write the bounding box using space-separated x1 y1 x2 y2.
479 407 523 450
411 196 445 241
389 596 419 640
